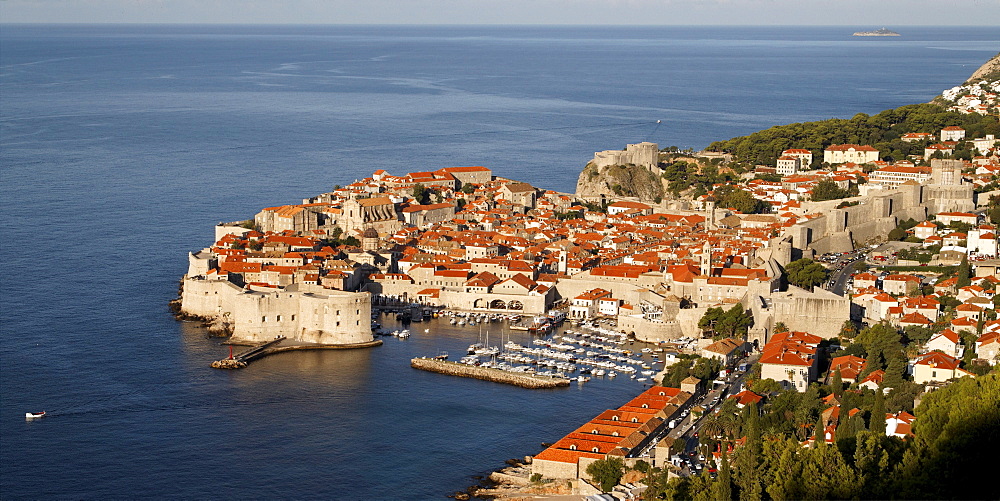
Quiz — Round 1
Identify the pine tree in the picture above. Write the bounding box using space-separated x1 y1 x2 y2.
854 430 890 496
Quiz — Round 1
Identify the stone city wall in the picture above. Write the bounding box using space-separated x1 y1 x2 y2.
617 315 684 342
181 277 373 345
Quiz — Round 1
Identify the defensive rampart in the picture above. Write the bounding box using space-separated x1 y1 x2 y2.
180 277 373 345
789 184 927 258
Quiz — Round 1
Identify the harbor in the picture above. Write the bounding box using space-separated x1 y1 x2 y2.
374 306 700 389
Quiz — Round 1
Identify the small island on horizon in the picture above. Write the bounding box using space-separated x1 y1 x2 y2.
853 27 901 37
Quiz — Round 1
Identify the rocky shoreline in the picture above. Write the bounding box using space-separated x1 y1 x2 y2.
450 457 578 500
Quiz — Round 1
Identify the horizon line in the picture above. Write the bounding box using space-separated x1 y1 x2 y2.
1 22 997 27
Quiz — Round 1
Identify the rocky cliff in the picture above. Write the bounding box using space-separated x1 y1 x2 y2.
934 52 1000 104
967 52 1000 83
575 162 665 203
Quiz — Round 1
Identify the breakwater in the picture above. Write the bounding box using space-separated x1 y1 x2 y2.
212 339 383 369
410 358 570 389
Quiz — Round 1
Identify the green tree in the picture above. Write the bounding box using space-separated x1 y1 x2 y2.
892 373 1000 499
699 304 752 339
989 206 1000 225
839 319 859 340
870 390 887 435
714 185 767 214
411 183 430 204
831 369 845 398
785 258 829 289
585 456 624 492
811 179 850 201
714 451 734 501
956 255 971 288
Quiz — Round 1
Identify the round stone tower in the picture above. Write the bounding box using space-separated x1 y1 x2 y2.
361 226 380 251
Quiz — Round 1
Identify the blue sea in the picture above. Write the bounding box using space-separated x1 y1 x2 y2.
1 24 997 498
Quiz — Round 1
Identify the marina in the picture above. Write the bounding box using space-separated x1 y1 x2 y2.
379 307 678 388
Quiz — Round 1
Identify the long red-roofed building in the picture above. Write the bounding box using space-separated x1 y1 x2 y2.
531 385 691 481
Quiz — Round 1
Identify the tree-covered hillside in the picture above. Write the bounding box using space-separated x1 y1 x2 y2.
707 104 1000 166
644 371 999 500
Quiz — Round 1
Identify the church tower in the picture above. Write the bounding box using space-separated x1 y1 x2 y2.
361 226 380 252
700 241 711 277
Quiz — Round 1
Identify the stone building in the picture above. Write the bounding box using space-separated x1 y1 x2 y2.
339 197 403 233
759 330 821 392
592 142 659 170
254 204 328 234
436 166 492 187
181 278 373 346
498 182 537 210
823 144 879 165
401 202 456 227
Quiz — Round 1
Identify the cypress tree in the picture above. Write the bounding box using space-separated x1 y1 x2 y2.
871 390 887 435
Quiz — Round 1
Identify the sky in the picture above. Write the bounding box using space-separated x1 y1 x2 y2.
1 0 999 25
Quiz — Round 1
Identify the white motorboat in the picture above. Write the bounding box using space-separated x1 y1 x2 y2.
25 411 45 420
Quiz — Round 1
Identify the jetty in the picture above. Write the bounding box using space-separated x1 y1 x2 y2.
212 337 286 369
410 358 571 389
212 337 382 369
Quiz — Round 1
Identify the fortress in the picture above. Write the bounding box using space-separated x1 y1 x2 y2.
784 159 974 258
592 142 660 170
180 251 374 346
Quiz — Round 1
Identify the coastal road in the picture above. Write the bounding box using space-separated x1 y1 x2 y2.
665 353 759 475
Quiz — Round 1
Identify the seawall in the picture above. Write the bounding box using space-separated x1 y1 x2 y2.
410 358 571 389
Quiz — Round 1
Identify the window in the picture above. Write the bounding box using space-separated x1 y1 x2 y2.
569 444 577 450
592 447 600 453
291 315 295 321
631 417 638 423
276 315 281 322
262 316 266 322
612 415 619 421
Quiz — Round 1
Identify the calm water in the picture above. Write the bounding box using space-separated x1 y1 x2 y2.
1 24 997 498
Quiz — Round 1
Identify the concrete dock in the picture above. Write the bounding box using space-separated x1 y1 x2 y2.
410 358 570 389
